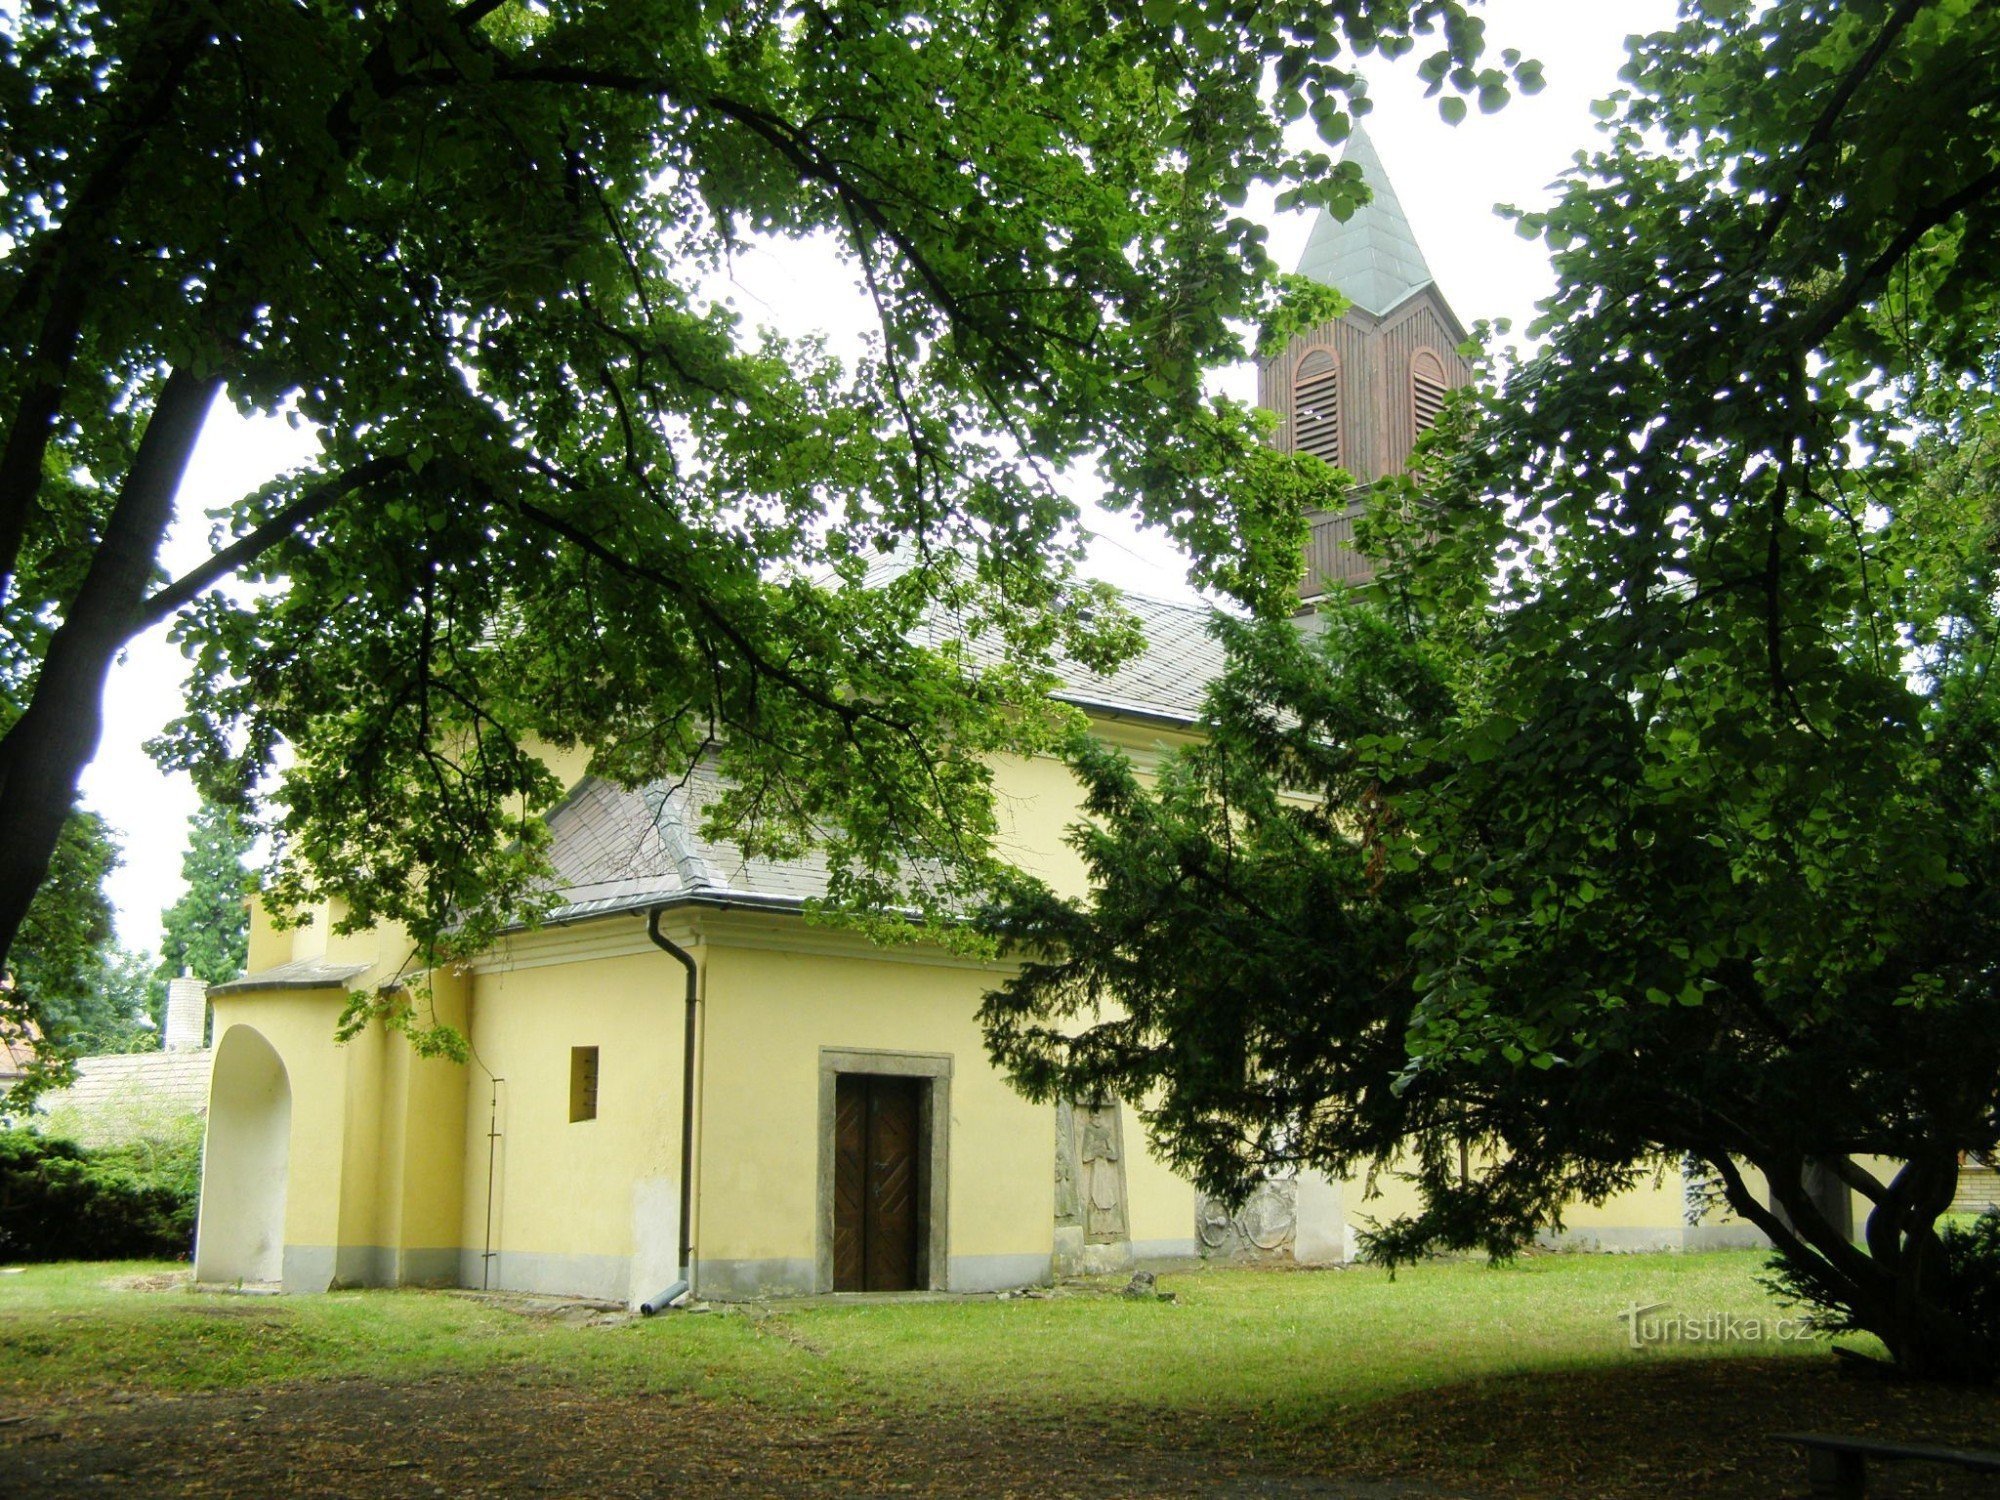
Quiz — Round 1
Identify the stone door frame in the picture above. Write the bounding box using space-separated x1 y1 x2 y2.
816 1048 951 1293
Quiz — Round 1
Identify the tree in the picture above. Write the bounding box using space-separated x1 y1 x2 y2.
64 944 162 1056
983 0 2000 1381
3 813 155 1092
0 0 1527 1062
156 801 253 1014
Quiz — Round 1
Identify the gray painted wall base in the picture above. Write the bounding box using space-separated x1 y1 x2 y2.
1073 1240 1134 1276
281 1244 337 1295
1051 1224 1086 1276
948 1253 1051 1293
693 1252 1055 1298
264 1219 1770 1307
1539 1224 1774 1254
457 1249 632 1304
1682 1222 1772 1252
695 1257 819 1300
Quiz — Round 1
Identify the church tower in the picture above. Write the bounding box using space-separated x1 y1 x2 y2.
1260 123 1472 597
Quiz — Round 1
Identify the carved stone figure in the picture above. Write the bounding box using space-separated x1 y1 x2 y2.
1079 1101 1127 1244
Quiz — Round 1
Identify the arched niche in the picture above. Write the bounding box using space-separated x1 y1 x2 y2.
194 1025 292 1286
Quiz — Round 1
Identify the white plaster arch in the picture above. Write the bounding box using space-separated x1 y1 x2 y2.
194 1025 292 1285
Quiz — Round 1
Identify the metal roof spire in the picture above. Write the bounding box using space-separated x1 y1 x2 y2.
1294 119 1439 317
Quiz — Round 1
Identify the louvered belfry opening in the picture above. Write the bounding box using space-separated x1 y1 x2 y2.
1411 348 1449 436
1292 348 1341 466
833 1073 928 1291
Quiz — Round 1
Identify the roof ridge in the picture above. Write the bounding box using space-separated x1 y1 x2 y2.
646 776 717 892
1107 585 1223 616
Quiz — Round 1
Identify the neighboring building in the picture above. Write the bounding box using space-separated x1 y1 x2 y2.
196 126 1771 1302
1 1017 39 1127
33 977 213 1147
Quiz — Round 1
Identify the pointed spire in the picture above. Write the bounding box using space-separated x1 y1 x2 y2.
1295 120 1440 318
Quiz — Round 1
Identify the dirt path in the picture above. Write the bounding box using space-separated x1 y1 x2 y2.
7 1356 2000 1497
0 1380 1458 1499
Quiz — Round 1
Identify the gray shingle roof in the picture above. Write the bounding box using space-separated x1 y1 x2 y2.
1295 121 1440 318
533 590 1227 925
210 956 374 997
918 590 1226 726
537 767 838 924
35 1050 213 1143
1061 593 1226 721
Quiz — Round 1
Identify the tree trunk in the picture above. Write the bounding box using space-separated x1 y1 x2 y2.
0 0 212 601
0 368 220 975
1715 1150 1994 1382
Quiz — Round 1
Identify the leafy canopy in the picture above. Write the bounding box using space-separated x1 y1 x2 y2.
0 0 1530 1050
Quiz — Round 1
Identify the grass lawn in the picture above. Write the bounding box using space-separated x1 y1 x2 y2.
5 1250 1809 1411
5 1251 1998 1496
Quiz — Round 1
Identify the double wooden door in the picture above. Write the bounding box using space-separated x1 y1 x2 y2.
833 1074 927 1291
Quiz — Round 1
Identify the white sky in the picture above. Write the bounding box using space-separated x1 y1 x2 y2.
80 0 1677 948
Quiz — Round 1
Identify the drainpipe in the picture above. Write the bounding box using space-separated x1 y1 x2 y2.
642 906 699 1314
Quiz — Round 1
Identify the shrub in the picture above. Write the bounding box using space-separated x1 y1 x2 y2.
0 1124 200 1262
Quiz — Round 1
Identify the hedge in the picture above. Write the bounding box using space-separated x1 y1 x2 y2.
0 1125 200 1262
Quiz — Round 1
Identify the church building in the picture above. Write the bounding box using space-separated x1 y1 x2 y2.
193 128 1753 1304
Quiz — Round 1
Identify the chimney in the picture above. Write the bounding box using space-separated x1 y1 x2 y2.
163 971 209 1052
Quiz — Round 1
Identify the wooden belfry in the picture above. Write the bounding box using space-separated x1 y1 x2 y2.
1258 122 1472 597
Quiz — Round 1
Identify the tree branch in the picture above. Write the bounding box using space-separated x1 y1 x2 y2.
1791 159 2000 353
1752 0 1934 254
134 455 410 631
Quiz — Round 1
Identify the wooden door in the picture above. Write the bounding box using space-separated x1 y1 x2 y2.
833 1074 926 1291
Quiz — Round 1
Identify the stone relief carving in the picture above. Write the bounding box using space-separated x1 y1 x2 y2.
1079 1101 1127 1244
1053 1100 1081 1229
1054 1098 1132 1274
1195 1176 1298 1259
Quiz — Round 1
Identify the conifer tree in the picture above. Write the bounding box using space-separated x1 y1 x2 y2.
155 803 253 1014
985 0 2000 1381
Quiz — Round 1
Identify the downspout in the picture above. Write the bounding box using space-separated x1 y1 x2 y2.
641 906 700 1314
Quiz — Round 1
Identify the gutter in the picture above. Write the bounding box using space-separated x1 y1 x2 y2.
1050 693 1201 732
640 906 701 1314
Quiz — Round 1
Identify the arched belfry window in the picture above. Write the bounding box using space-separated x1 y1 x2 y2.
1411 348 1449 437
1292 349 1341 466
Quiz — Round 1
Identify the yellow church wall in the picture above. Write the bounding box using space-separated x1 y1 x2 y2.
458 946 688 1304
1305 1152 1778 1263
204 956 483 1293
1346 1160 1428 1251
986 735 1204 1267
244 902 291 974
1546 1165 1693 1252
989 725 1200 902
335 1016 389 1266
285 904 329 962
991 750 1093 898
235 888 415 980
324 905 409 973
693 937 1067 1298
214 993 349 1248
1120 1110 1200 1259
520 731 595 797
389 968 472 1279
453 913 1205 1304
214 715 1853 1305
